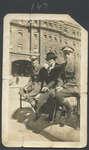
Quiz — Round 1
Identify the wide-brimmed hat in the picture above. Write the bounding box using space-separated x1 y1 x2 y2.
46 52 57 61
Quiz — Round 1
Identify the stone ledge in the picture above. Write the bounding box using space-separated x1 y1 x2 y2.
42 124 80 142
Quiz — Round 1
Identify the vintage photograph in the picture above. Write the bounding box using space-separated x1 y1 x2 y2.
2 14 88 148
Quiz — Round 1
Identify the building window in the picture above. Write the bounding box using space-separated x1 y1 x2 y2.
49 22 52 27
59 24 62 30
64 40 68 45
17 31 23 50
73 41 76 46
44 21 47 26
54 36 57 41
17 44 23 50
11 60 32 77
60 39 62 43
72 31 76 36
49 35 52 41
18 31 23 36
77 31 79 36
77 42 80 47
34 33 38 39
44 34 47 39
54 23 57 29
79 32 81 37
64 27 68 33
18 43 23 46
77 31 81 37
34 20 37 24
33 48 39 53
59 36 62 43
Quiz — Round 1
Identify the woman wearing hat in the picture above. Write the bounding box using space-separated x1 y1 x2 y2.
35 51 66 121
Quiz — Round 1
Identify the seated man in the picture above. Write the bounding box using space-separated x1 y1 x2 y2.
55 47 80 119
19 56 41 106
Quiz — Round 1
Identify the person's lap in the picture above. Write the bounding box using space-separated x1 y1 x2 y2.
35 86 80 120
36 87 76 111
55 86 79 100
36 92 50 112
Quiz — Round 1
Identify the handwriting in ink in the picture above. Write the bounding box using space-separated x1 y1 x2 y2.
31 0 48 12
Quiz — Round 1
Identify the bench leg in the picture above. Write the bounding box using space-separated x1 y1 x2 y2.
20 95 22 109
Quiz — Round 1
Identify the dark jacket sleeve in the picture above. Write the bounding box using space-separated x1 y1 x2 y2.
38 67 48 82
47 63 66 88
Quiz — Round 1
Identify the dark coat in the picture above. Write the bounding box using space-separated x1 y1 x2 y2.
38 63 66 89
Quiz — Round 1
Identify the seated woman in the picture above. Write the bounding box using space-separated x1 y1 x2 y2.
33 52 66 120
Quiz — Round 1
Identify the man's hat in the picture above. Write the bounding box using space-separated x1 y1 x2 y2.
31 55 38 61
61 46 74 53
46 52 57 61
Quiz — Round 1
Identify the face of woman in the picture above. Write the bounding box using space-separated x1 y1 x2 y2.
47 59 55 67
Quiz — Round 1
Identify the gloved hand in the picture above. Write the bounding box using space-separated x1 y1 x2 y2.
55 86 63 92
41 87 49 92
49 89 55 97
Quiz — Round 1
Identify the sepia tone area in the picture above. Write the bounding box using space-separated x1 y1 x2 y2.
9 20 81 76
8 19 80 142
2 14 87 148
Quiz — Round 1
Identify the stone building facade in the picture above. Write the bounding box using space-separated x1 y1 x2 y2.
9 20 81 77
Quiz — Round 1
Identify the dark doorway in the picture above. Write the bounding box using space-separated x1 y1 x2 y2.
11 60 33 77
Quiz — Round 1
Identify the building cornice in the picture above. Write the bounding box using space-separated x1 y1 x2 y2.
10 22 81 41
9 51 40 56
10 22 29 29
